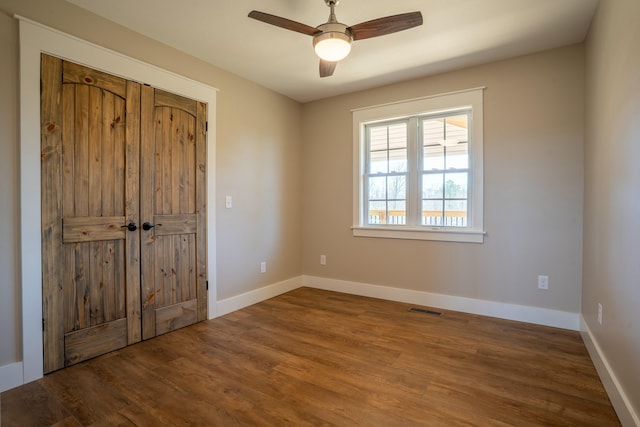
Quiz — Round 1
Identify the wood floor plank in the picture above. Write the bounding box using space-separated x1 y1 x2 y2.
1 287 620 426
0 381 75 427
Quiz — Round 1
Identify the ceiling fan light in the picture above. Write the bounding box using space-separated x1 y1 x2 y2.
313 32 352 61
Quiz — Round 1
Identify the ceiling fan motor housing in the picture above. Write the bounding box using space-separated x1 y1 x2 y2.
314 22 352 44
313 22 352 61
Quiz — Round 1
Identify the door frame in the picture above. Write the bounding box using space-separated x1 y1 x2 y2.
18 17 218 385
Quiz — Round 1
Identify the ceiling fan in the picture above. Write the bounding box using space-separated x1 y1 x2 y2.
248 0 423 78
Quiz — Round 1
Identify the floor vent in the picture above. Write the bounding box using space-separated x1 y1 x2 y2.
410 307 443 316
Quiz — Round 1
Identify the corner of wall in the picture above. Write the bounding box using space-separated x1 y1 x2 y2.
216 276 303 317
580 316 640 427
0 362 24 393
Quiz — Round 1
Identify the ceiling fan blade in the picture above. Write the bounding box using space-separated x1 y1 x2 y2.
320 60 337 78
348 12 423 41
248 11 321 36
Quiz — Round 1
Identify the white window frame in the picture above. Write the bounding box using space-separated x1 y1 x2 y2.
352 87 485 243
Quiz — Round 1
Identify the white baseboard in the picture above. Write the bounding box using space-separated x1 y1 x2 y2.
302 275 580 330
0 362 24 393
215 275 580 330
216 276 303 317
580 316 640 427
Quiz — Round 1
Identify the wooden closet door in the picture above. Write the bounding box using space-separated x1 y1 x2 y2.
139 87 207 340
41 55 142 372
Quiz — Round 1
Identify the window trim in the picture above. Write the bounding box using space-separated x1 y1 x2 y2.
352 87 485 243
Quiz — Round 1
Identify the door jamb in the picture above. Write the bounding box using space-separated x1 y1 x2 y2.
18 17 218 385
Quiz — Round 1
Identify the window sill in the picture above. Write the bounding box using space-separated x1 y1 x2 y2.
352 226 485 243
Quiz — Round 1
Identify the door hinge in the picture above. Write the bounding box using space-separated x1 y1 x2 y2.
205 121 208 132
42 318 45 331
206 280 209 290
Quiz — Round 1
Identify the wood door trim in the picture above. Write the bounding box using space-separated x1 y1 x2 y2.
64 318 127 366
152 214 197 236
62 216 126 243
63 61 127 99
155 299 197 336
155 89 197 116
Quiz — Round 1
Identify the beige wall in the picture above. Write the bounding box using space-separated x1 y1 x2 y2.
0 0 303 367
302 44 584 313
216 82 303 300
584 0 640 416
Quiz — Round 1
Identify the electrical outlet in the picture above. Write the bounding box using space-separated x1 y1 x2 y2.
538 275 549 290
320 254 326 265
260 261 266 273
225 195 232 209
597 303 603 325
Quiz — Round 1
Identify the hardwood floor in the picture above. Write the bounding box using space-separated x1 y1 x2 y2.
1 287 620 426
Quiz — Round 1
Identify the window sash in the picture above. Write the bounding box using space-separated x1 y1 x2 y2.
364 112 471 228
419 110 471 229
364 118 414 226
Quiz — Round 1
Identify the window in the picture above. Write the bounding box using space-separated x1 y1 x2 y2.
352 88 485 243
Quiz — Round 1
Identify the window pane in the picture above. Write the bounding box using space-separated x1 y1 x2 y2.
445 115 468 143
368 201 386 224
423 119 444 146
446 142 468 170
445 200 467 227
387 175 406 200
389 200 406 210
368 122 407 174
423 114 469 147
388 123 407 149
368 176 386 200
389 148 407 172
444 172 468 199
422 174 443 199
388 200 406 224
422 200 443 226
369 126 388 151
423 145 444 171
369 150 387 174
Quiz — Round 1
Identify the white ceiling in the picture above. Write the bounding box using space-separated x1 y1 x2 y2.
66 0 598 103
